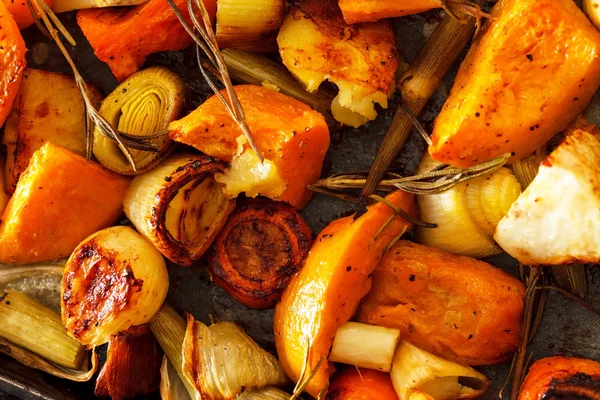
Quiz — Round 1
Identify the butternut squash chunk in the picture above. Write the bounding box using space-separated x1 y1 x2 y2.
430 0 600 168
357 241 525 366
0 1 25 128
273 190 414 398
0 143 130 264
169 85 330 209
3 0 53 29
3 69 101 194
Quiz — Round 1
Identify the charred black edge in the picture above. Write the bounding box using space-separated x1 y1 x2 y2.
543 373 600 399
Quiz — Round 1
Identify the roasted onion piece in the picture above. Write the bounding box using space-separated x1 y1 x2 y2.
519 356 600 399
209 200 311 309
182 315 286 399
95 325 163 400
93 66 185 175
62 226 169 346
124 154 235 266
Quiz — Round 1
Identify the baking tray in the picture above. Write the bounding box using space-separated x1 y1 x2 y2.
2 4 600 399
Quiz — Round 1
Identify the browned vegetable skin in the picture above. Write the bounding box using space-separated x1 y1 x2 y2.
519 357 600 399
95 325 163 400
358 241 526 366
209 200 312 309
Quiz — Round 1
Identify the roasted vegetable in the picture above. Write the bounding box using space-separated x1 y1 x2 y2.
209 200 311 309
3 0 52 28
216 0 284 51
519 356 600 400
182 315 286 399
124 154 235 266
495 130 600 265
93 66 185 175
329 322 400 372
53 0 145 13
0 290 86 369
0 263 64 312
391 341 489 400
430 0 600 168
274 190 414 398
0 155 9 216
77 0 216 81
3 69 101 193
168 85 330 209
237 387 292 400
0 143 129 264
277 0 398 128
358 241 525 366
62 226 169 346
328 367 398 400
0 1 25 128
160 357 191 400
95 325 163 400
585 0 600 31
416 154 521 258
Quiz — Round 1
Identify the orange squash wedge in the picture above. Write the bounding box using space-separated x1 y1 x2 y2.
0 143 130 264
3 0 53 29
0 0 25 128
273 190 414 397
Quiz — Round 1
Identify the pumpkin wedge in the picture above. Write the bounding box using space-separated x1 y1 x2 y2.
0 0 25 128
0 143 130 264
273 190 414 398
430 0 600 168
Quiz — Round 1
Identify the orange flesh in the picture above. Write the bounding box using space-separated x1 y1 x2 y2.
0 143 130 264
328 367 398 399
0 0 25 128
338 0 436 23
77 0 216 82
430 0 600 168
273 190 414 398
3 0 53 29
169 85 330 209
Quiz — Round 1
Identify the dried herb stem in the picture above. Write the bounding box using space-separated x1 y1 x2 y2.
166 0 263 162
536 285 600 317
359 13 476 202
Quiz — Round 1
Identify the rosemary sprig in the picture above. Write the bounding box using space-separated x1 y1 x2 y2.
25 0 166 172
166 0 263 162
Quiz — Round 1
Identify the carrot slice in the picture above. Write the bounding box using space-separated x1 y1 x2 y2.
0 0 25 127
338 0 435 23
77 0 216 82
3 0 53 29
273 190 414 398
209 200 312 309
328 367 398 399
0 143 130 264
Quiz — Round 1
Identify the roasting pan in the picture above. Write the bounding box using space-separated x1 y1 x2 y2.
1 4 600 399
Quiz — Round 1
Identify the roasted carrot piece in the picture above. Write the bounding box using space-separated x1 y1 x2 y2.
209 200 312 309
3 0 52 29
338 0 434 23
328 367 398 399
95 325 163 400
0 143 130 264
77 0 216 82
169 85 330 209
357 241 525 366
430 0 600 168
273 190 414 398
0 1 25 128
519 357 600 400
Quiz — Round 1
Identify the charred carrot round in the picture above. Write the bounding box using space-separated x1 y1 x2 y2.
0 1 25 128
328 367 398 400
209 200 312 309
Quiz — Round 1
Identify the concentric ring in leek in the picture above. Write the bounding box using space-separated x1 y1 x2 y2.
124 154 236 266
93 66 186 175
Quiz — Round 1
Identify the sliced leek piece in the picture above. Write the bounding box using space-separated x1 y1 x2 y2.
160 357 192 400
93 66 185 175
238 387 292 399
0 263 64 312
53 0 148 13
330 322 400 372
390 341 489 400
62 226 169 346
124 153 236 266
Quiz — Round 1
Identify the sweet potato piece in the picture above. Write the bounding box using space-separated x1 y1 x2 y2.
273 190 415 398
0 1 25 128
328 367 398 399
3 69 102 194
430 0 600 168
357 241 525 366
95 325 163 400
519 357 600 400
278 0 398 127
0 143 130 264
168 85 330 209
3 0 52 29
77 0 216 82
209 200 312 309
